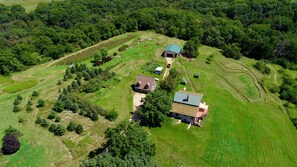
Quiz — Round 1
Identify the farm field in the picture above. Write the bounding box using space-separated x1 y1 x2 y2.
0 31 297 166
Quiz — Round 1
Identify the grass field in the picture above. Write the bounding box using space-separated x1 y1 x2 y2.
0 31 297 166
0 0 61 12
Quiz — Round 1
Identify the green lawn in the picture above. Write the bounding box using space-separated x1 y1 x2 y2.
0 31 297 167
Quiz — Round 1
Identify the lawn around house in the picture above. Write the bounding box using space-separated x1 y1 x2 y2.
0 31 297 166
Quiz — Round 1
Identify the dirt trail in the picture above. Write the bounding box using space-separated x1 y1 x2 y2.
162 58 175 80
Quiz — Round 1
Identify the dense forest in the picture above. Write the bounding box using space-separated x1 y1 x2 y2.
1 0 297 112
1 0 297 75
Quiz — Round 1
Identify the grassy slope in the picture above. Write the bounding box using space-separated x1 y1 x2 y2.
0 31 296 166
143 35 297 166
0 0 62 12
0 33 139 166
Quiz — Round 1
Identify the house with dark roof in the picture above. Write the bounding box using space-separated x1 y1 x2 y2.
164 44 182 58
134 75 156 94
171 91 209 127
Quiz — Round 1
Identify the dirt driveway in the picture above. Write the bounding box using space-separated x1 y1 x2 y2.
133 92 146 111
162 57 175 79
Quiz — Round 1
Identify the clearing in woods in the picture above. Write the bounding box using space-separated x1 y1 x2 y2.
0 31 297 166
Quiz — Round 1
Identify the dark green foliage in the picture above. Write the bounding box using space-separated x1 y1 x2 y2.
35 116 43 124
13 106 21 113
222 43 242 60
40 119 49 128
32 91 39 97
16 95 23 101
67 121 77 132
13 99 21 105
118 44 129 52
81 152 157 167
47 111 56 119
36 99 45 108
26 106 33 112
105 110 118 121
206 54 215 64
137 90 172 127
57 80 62 85
75 124 84 135
279 74 297 105
27 100 33 106
160 69 180 93
81 79 101 93
104 121 156 158
55 116 61 123
1 135 20 155
53 100 65 112
4 126 21 138
49 124 57 133
141 62 160 74
54 125 66 136
183 37 200 58
254 62 271 74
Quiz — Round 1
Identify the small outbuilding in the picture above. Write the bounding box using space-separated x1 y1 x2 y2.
182 78 188 85
155 67 163 75
134 75 156 94
164 44 182 58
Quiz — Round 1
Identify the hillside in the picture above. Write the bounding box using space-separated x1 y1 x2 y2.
0 32 297 166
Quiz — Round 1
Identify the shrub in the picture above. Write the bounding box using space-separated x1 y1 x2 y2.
4 126 21 138
53 100 65 112
118 44 129 52
1 135 20 155
75 124 84 135
49 124 57 133
35 117 43 124
54 125 66 136
26 106 33 112
27 100 33 106
55 116 61 122
36 99 45 108
18 117 26 124
47 111 56 119
105 110 118 121
16 95 23 101
32 91 39 97
67 121 77 132
13 99 21 105
13 106 21 113
40 119 49 128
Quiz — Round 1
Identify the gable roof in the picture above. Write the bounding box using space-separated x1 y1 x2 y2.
165 44 182 54
135 75 156 91
173 91 202 107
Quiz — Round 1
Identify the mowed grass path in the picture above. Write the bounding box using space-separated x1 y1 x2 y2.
144 36 297 166
0 33 140 166
0 31 297 166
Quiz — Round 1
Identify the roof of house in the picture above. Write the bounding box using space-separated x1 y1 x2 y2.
135 75 156 91
155 67 163 71
173 91 202 107
165 44 182 54
171 102 198 117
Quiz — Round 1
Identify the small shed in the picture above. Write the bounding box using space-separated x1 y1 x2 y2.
164 44 182 58
182 78 188 85
155 67 163 75
194 72 200 78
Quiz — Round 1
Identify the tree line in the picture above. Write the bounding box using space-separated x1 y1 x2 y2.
1 0 297 75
